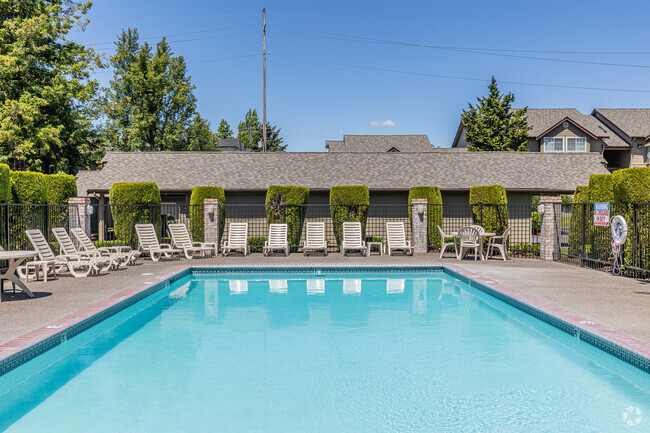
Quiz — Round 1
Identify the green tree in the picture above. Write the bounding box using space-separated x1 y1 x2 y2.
103 28 197 151
186 113 218 151
0 0 104 173
216 119 234 139
237 109 286 152
461 77 531 152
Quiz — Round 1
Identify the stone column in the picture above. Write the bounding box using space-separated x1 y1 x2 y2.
539 196 562 261
411 198 428 253
68 197 92 241
203 199 220 253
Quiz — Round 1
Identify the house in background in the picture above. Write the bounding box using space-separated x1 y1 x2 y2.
217 138 246 152
592 109 650 170
326 135 459 153
452 108 650 171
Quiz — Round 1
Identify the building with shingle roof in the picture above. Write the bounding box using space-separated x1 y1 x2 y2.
592 109 650 169
326 135 443 153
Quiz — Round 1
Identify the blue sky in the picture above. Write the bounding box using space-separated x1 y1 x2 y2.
74 0 650 151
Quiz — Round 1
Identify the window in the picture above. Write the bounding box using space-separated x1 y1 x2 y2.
566 137 587 152
543 137 564 152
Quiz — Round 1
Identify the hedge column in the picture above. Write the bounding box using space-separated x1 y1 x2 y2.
69 197 91 240
411 198 428 253
540 196 561 261
204 199 220 253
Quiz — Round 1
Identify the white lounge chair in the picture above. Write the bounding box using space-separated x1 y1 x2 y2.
385 222 413 256
52 227 112 272
263 224 289 256
437 225 458 259
457 226 481 261
487 227 510 261
135 224 182 261
302 222 327 256
26 229 97 278
222 223 249 256
341 221 366 256
168 223 215 259
69 227 138 266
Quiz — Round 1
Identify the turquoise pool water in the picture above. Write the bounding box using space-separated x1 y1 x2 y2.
1 269 649 432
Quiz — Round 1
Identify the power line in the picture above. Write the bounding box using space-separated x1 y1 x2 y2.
97 31 259 53
90 53 261 74
268 53 650 94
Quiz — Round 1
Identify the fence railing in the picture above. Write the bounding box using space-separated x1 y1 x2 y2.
555 202 650 278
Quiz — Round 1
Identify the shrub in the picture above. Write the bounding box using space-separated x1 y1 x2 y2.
612 168 650 273
248 236 267 253
10 171 47 204
568 185 589 256
588 174 614 202
7 171 48 250
408 186 443 248
44 174 77 232
469 185 508 236
189 186 226 243
329 186 369 246
266 185 309 249
109 182 162 246
0 164 10 203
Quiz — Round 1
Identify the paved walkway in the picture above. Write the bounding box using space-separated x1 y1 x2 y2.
1 254 649 345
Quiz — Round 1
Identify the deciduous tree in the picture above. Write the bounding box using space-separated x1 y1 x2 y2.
216 119 234 139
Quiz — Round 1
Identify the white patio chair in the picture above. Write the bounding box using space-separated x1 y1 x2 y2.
52 227 112 272
263 223 289 256
222 223 249 256
487 227 511 261
457 226 481 261
70 227 138 266
385 222 413 256
341 221 366 256
135 224 182 261
437 225 457 259
168 223 214 259
302 222 327 256
26 229 96 278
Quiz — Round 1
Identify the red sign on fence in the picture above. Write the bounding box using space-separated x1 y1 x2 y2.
593 202 610 227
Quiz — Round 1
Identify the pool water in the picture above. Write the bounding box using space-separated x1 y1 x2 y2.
1 269 649 432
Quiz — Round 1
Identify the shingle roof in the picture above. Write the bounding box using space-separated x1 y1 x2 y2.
326 135 434 152
593 109 650 138
523 109 611 138
76 151 609 195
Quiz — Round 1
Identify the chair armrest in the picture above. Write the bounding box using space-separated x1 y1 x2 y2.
159 243 173 249
98 247 118 254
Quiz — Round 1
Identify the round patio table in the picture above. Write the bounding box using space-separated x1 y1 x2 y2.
0 251 38 300
451 232 496 260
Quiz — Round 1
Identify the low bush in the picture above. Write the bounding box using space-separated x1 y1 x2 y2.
266 185 309 249
469 185 508 236
109 182 162 245
189 186 226 243
8 172 48 250
329 186 369 246
248 236 267 253
408 186 443 247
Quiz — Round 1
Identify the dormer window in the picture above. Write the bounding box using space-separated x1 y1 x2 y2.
566 137 587 152
543 137 587 152
543 137 564 152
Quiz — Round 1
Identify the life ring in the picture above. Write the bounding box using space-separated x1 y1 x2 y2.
611 215 628 246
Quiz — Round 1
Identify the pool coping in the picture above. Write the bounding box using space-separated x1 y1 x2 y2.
1 263 650 377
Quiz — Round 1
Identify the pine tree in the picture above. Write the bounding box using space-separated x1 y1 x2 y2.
461 77 531 152
186 114 218 151
216 119 234 139
236 109 286 152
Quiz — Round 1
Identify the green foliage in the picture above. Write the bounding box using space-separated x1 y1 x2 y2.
44 175 77 204
461 77 531 152
186 114 219 151
236 109 287 152
248 237 267 253
109 182 162 245
568 185 589 256
103 29 197 151
10 172 48 204
0 164 10 203
8 171 48 251
329 186 370 246
612 168 650 272
217 119 234 139
265 185 310 249
189 186 226 243
0 1 104 173
408 186 443 247
588 174 614 202
469 185 509 235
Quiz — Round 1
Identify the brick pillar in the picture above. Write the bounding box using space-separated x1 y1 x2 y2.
411 198 428 253
204 199 220 253
68 197 92 240
539 196 562 261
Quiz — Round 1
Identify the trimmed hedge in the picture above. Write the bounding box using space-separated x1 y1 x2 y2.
568 185 589 256
0 164 10 203
587 174 614 260
612 168 650 272
109 182 162 246
588 174 614 202
8 171 48 251
265 185 309 249
189 186 226 243
329 186 370 246
469 185 508 235
10 171 47 204
408 186 443 247
44 174 77 238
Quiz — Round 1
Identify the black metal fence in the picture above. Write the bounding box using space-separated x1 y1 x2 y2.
555 202 650 278
0 204 72 253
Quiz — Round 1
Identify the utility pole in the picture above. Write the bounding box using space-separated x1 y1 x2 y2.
262 7 267 152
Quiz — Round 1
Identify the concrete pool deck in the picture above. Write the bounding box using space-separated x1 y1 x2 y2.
1 254 649 347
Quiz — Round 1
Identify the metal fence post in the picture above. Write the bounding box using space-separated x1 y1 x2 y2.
581 201 586 264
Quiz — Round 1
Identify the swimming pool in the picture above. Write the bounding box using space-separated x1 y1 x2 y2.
1 267 649 432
